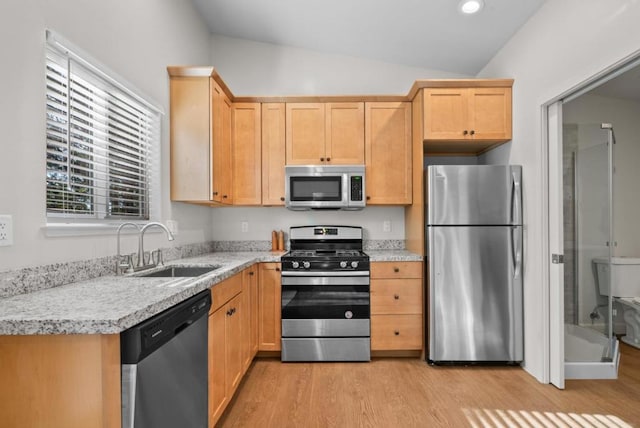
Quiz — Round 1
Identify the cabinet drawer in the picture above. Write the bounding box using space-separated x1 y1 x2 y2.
371 279 422 315
210 272 243 314
371 261 422 279
371 314 422 351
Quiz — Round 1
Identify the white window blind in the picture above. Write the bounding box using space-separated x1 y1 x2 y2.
45 31 161 221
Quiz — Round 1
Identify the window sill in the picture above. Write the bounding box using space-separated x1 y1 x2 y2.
43 221 156 237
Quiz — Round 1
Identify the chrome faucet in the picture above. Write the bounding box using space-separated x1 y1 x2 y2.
116 222 142 275
138 222 175 268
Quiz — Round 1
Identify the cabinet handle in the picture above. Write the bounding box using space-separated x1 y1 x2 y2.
226 309 233 316
470 130 475 135
463 130 468 135
275 267 280 272
213 191 219 196
249 271 255 276
326 157 331 162
280 197 285 201
366 196 371 201
394 330 400 336
320 157 325 162
223 195 228 199
394 294 400 300
393 267 400 273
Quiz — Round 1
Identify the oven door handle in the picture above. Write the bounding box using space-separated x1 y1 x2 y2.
281 271 370 277
281 276 370 286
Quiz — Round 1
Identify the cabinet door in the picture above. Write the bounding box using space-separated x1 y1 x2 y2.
468 87 512 141
226 294 243 394
423 88 469 140
325 102 365 164
262 103 286 205
247 267 259 358
258 263 282 351
286 103 325 164
212 82 232 203
208 307 228 426
241 267 256 372
169 77 211 202
232 103 262 205
365 102 412 205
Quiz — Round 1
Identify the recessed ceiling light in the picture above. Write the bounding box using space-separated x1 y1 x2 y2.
459 0 484 14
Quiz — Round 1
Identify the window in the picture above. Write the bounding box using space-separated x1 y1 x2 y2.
45 31 161 223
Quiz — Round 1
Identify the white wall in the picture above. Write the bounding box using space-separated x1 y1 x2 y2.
211 207 405 242
0 1 213 271
208 35 469 242
564 94 640 257
210 34 469 96
478 0 640 381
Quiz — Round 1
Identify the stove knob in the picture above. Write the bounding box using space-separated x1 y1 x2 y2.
340 261 347 268
292 261 299 269
303 261 311 269
351 261 359 268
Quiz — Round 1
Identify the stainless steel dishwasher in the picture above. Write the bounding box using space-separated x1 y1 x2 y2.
121 290 211 428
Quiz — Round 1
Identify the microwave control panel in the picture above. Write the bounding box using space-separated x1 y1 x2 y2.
350 175 363 201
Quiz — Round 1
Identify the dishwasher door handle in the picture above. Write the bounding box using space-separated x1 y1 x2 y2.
174 319 193 335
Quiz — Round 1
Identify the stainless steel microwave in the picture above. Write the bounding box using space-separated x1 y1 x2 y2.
285 165 366 210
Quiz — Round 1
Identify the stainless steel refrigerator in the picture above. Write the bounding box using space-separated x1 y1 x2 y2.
426 165 523 364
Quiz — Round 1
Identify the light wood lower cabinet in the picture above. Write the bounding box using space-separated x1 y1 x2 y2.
0 334 120 428
258 262 282 351
370 261 423 351
208 272 244 427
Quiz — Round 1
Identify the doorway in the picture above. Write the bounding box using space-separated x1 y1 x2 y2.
547 58 640 386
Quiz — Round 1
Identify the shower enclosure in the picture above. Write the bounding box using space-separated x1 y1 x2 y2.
562 122 619 379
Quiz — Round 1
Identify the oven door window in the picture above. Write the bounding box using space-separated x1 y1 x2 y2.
290 176 342 201
281 285 369 319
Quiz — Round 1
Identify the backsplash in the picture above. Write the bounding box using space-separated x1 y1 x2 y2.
0 241 215 299
0 239 405 298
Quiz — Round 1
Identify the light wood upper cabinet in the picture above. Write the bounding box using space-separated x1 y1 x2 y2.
262 103 286 205
325 102 365 164
168 73 233 204
286 103 325 164
286 102 365 165
364 102 412 205
232 103 261 205
423 87 512 142
169 76 211 202
212 83 233 203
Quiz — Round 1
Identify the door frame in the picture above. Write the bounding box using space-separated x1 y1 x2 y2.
542 49 640 388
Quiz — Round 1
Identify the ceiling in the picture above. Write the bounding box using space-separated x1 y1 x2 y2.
191 0 546 76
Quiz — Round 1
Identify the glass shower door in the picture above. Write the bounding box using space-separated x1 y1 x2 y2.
563 123 618 378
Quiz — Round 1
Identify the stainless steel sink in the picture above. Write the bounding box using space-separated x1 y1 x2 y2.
136 266 220 278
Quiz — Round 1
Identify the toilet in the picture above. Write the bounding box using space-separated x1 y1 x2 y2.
593 257 640 349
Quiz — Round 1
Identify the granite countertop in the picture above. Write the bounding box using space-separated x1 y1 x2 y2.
366 250 423 262
0 249 421 336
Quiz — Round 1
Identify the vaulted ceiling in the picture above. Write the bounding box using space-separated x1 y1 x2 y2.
191 0 547 76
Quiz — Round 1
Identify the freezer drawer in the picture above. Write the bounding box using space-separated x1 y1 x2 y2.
428 225 523 362
427 165 522 225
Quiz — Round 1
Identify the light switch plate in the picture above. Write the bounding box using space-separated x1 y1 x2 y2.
0 215 14 246
383 220 391 233
241 222 249 233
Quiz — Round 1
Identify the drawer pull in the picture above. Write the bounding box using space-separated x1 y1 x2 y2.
393 267 400 273
394 294 400 300
394 330 400 336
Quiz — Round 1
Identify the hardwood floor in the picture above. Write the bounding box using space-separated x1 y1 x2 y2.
218 343 640 427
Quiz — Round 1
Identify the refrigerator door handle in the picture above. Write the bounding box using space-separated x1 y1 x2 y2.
511 169 522 225
512 226 522 279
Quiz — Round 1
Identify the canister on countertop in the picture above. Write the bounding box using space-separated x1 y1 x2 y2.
277 230 284 251
271 230 278 251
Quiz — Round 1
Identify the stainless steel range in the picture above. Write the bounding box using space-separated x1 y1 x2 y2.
280 226 370 362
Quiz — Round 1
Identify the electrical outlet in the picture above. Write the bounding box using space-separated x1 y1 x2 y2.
241 222 249 233
166 220 179 235
0 215 14 247
383 220 391 232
